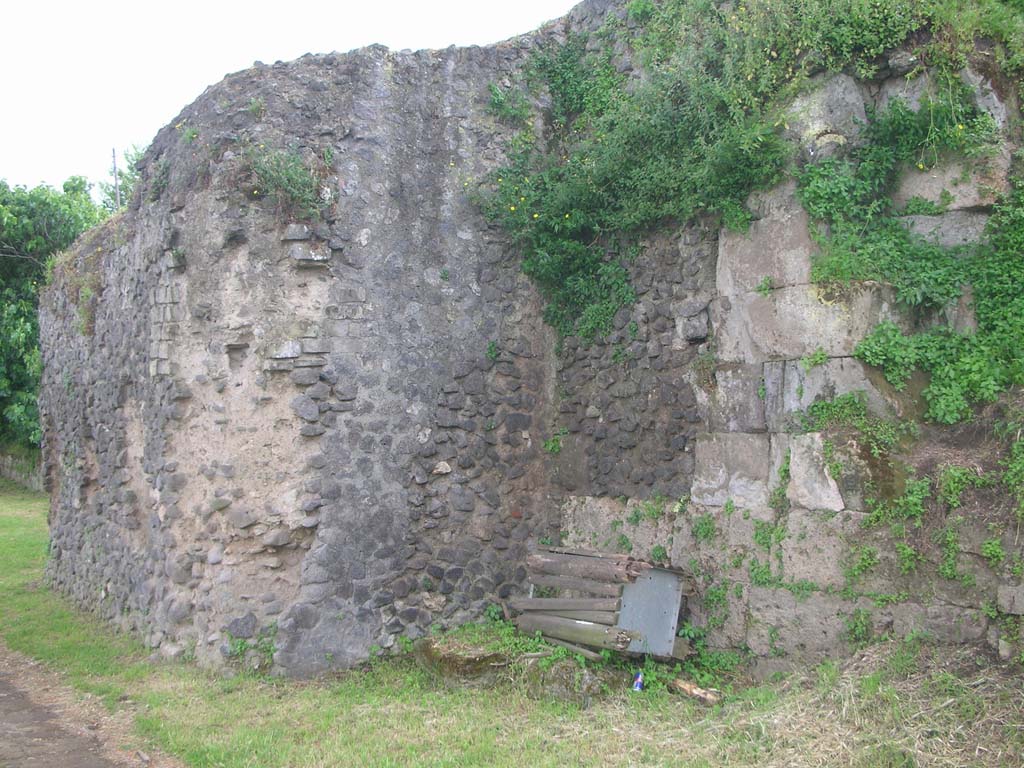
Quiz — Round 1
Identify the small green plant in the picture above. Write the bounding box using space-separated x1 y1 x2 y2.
246 145 325 219
615 533 633 553
844 545 879 584
981 538 1006 567
895 542 920 574
247 96 266 119
487 83 531 124
672 495 690 515
148 158 170 201
702 582 730 630
936 521 967 582
692 514 717 542
486 340 500 361
769 450 791 513
723 498 736 516
439 268 450 281
755 275 774 297
800 392 909 459
844 608 873 648
543 427 568 454
867 475 931 529
799 347 828 373
484 603 504 622
650 544 668 562
182 126 199 143
938 464 990 509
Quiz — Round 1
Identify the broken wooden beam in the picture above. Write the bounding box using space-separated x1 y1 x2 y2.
509 597 620 613
527 552 647 583
543 636 603 662
528 574 623 598
534 610 619 626
515 612 638 651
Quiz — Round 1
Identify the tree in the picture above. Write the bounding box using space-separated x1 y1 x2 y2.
99 145 145 213
0 177 105 446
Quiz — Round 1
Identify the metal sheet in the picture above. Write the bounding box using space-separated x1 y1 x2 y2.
617 569 685 656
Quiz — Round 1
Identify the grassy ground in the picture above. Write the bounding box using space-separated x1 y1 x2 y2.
1 478 1021 767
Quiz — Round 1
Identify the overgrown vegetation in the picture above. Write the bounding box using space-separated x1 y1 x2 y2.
0 177 105 446
245 145 329 220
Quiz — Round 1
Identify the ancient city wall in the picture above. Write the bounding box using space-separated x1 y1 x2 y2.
40 0 1024 675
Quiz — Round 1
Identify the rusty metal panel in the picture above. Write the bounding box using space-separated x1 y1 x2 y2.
617 568 685 656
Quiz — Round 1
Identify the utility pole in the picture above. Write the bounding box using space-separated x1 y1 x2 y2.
112 148 121 209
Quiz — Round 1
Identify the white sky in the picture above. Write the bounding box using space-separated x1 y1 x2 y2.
2 1 579 193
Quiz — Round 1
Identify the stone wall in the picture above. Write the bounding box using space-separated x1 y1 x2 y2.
0 449 43 492
555 67 1024 671
39 2 1024 675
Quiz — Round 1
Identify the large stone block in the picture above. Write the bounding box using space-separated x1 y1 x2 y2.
717 184 814 296
711 283 904 364
891 604 988 643
892 150 1011 212
765 357 901 432
745 586 856 656
709 363 766 432
784 74 867 157
900 211 989 248
782 509 865 588
691 433 771 508
997 584 1024 615
787 433 845 512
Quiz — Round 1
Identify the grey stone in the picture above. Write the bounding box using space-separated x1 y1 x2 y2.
691 433 771 508
711 283 906 364
709 363 766 433
269 340 302 359
900 211 989 248
997 585 1024 615
717 181 814 296
227 612 258 639
787 433 845 512
262 528 292 548
892 149 1011 212
784 74 866 156
290 395 321 422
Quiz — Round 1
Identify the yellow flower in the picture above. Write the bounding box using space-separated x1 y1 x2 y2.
519 196 525 202
957 124 964 131
564 213 570 219
917 162 925 170
497 177 503 183
510 205 516 211
533 213 539 219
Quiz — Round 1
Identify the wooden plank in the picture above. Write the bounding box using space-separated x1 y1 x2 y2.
510 596 620 613
529 574 624 598
534 610 619 626
515 613 639 651
527 552 632 583
543 636 603 662
538 545 632 561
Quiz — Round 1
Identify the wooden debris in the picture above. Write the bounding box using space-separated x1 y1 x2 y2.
543 637 603 662
534 610 619 626
668 678 722 705
508 597 621 613
528 574 623 598
527 552 651 583
515 613 638 651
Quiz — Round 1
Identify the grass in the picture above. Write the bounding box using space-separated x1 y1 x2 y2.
1 479 1023 766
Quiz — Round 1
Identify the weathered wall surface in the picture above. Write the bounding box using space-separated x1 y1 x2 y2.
556 66 1024 671
39 0 622 675
40 0 1024 675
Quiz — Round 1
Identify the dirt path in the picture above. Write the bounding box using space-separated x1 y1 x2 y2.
0 644 184 768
